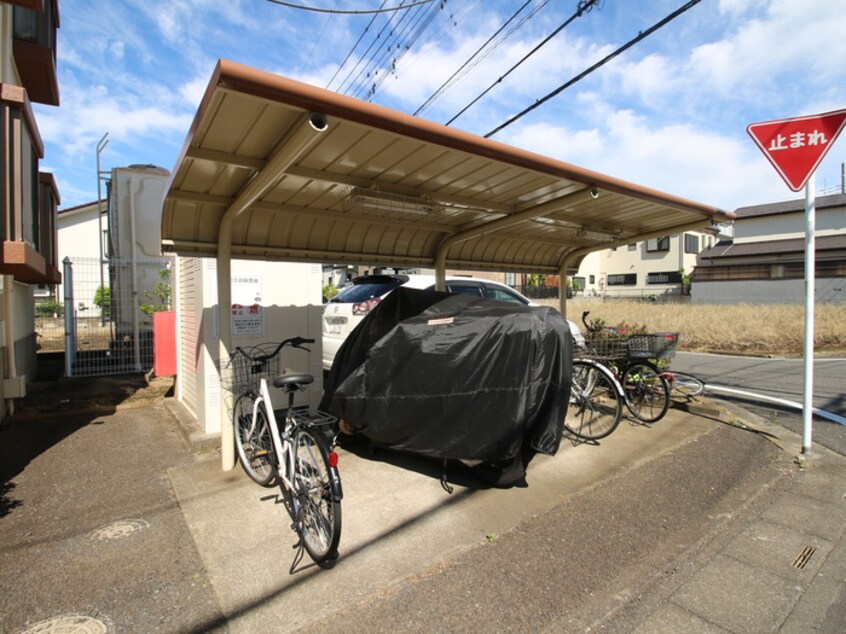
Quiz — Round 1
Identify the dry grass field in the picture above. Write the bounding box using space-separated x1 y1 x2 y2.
539 300 846 357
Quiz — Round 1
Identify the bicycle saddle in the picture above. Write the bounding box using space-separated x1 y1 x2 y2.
273 372 314 389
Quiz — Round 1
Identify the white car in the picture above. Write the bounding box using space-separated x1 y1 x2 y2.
322 274 536 371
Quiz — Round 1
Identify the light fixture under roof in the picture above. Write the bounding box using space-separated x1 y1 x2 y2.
343 187 444 220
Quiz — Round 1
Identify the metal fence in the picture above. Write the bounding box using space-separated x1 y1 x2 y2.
34 256 170 377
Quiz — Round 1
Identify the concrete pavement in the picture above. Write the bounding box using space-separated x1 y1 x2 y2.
1 373 844 633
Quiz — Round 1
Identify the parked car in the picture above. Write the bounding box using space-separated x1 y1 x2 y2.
322 274 536 371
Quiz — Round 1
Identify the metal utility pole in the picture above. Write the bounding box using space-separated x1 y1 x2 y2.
96 133 109 325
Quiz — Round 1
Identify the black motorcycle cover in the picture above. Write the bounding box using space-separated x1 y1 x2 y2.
321 287 572 464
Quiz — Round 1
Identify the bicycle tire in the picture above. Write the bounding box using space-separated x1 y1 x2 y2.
668 371 705 397
233 393 277 487
622 361 670 423
293 427 342 563
564 360 623 440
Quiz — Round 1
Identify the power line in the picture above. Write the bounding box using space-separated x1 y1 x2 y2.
334 3 415 95
346 2 429 99
413 0 539 117
444 0 601 127
324 1 388 90
484 0 703 138
267 0 434 14
363 0 445 100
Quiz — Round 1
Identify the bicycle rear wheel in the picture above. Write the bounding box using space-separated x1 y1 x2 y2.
668 371 705 397
293 427 342 563
565 361 623 440
622 361 670 423
233 394 276 487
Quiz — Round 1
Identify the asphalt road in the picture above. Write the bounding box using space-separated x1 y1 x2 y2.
670 351 846 457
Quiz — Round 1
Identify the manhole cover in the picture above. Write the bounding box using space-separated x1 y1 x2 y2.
20 614 110 633
90 519 149 541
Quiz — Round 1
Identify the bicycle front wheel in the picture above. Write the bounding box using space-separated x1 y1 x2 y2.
233 394 276 487
293 428 341 563
622 361 670 423
565 360 623 440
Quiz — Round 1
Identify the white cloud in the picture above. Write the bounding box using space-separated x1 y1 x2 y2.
179 74 212 110
500 108 794 210
41 0 846 210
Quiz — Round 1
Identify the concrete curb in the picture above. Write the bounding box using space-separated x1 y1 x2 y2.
163 397 220 455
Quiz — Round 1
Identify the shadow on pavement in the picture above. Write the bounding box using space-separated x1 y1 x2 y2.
0 357 171 519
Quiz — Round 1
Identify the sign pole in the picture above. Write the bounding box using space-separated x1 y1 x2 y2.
747 108 846 456
802 173 815 454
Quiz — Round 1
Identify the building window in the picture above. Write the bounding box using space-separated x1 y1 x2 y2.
627 243 637 251
771 264 785 279
607 273 637 286
684 234 699 254
589 275 595 284
646 236 670 252
647 271 683 285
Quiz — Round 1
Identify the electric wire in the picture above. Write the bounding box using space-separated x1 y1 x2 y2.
414 0 539 117
324 0 388 90
484 0 703 138
347 2 430 99
267 0 434 14
363 0 445 100
385 0 483 103
445 0 601 127
335 2 415 95
306 0 341 61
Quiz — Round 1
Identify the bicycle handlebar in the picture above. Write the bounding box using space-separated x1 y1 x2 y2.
231 336 315 362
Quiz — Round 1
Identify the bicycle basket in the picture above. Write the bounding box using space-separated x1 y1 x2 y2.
575 329 629 360
222 343 282 395
627 333 679 359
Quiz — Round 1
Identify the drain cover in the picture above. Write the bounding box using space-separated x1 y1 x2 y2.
793 545 817 569
21 614 110 633
90 519 149 541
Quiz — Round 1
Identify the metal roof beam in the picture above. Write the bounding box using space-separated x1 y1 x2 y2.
434 186 598 289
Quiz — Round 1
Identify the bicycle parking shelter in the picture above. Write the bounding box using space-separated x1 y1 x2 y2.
161 59 733 470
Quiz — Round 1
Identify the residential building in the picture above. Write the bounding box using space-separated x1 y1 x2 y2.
1 0 61 417
511 229 718 301
693 193 846 304
54 199 106 310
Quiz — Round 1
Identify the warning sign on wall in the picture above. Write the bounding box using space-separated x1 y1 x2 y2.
231 274 263 337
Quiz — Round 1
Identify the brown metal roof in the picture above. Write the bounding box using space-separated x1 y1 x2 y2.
735 193 846 220
161 59 733 275
699 234 846 262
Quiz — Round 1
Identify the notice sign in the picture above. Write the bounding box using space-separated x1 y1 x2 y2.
231 274 263 337
747 108 846 191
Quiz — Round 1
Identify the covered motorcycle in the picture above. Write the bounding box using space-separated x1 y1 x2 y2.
321 287 573 484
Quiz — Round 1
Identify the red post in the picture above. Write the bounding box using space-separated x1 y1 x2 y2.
153 311 177 377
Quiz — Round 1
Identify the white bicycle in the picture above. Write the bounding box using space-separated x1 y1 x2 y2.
228 337 342 567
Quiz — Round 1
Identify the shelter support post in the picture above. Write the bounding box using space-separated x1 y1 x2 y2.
218 219 234 470
217 112 328 470
558 263 569 319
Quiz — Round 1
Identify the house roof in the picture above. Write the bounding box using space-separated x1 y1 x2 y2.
698 234 846 263
735 193 846 220
161 59 732 275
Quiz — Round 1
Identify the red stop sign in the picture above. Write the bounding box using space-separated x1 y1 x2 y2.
747 108 846 192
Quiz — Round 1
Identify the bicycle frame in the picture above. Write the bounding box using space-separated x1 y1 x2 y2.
574 357 625 395
253 377 298 494
252 376 343 502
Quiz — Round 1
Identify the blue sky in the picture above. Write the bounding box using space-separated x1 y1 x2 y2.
36 0 846 211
